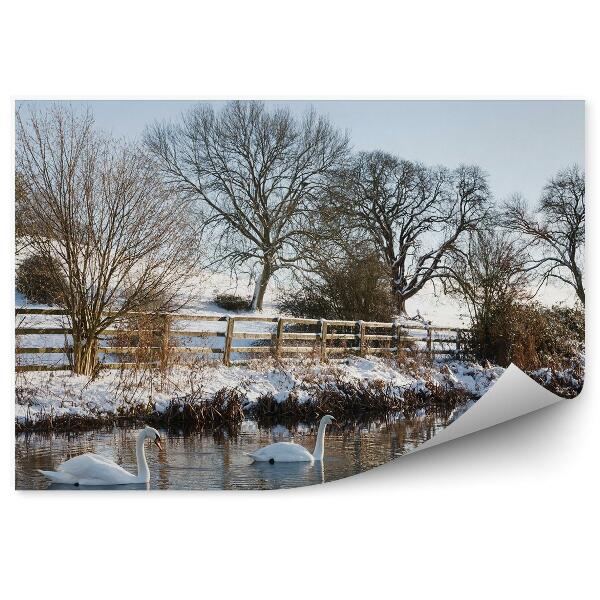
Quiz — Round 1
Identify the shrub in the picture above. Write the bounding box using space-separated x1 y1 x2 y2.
213 293 250 311
111 287 183 369
120 284 180 314
276 251 395 321
16 254 65 305
468 301 584 370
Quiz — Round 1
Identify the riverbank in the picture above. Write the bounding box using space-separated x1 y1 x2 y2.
15 356 504 432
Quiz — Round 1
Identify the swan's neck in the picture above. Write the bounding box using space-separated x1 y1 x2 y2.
312 420 328 461
135 432 150 483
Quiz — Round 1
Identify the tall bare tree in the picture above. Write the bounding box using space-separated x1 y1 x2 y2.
144 101 348 310
16 105 200 375
328 151 491 314
503 165 585 304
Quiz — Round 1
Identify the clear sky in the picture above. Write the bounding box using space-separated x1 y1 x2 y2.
17 99 584 206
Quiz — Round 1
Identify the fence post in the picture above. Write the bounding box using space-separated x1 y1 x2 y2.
456 329 461 360
394 321 401 358
358 320 366 357
275 317 285 357
320 319 328 360
427 326 434 361
160 314 171 371
223 316 235 366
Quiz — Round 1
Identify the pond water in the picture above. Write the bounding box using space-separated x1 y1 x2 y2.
15 416 449 490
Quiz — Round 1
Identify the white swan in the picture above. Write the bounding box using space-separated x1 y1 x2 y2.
247 415 335 463
39 426 163 486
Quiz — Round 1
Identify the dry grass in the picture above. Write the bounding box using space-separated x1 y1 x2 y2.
248 378 476 426
156 387 245 428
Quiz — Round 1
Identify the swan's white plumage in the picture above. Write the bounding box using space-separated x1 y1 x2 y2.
57 453 137 484
246 415 335 463
38 427 161 486
247 442 314 463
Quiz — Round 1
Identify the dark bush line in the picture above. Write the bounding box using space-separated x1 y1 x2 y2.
150 387 246 428
400 384 476 418
16 380 476 433
15 412 110 434
247 380 476 425
15 387 246 434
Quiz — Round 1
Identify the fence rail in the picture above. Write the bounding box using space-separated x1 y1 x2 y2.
15 307 467 372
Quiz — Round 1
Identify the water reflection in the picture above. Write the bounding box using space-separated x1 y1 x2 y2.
247 460 324 488
16 415 449 490
47 482 150 491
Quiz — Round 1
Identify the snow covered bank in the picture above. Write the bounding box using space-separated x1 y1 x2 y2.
15 356 504 430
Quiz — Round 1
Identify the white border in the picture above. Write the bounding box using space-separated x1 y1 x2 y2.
1 2 597 598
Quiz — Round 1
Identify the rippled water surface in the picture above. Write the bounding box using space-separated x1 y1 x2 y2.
16 416 449 490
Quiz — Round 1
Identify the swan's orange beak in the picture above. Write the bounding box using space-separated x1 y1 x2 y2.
154 438 164 451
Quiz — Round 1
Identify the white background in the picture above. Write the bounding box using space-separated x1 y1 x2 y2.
1 2 597 598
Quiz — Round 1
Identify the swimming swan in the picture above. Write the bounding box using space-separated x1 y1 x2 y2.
247 415 335 463
38 426 163 486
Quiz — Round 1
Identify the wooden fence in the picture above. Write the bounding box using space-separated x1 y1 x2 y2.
15 307 467 372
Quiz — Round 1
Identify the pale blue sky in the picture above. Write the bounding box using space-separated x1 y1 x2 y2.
17 100 584 204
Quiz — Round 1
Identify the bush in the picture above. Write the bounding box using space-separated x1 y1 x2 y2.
276 251 395 321
16 254 65 305
213 293 250 311
468 301 584 370
122 286 179 314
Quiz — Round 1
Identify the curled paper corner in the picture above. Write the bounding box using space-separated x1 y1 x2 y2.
410 364 565 454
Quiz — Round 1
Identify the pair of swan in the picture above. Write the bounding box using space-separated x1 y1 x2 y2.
39 415 335 486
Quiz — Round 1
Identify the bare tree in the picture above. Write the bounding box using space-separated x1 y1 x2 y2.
328 151 491 314
16 105 200 375
444 228 532 323
144 101 348 310
503 165 585 304
445 228 542 367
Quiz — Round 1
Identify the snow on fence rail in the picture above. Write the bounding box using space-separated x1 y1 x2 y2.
15 307 467 372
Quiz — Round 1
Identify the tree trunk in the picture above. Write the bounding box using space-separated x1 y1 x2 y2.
390 263 408 315
574 271 585 306
250 261 272 311
395 295 407 315
71 330 98 376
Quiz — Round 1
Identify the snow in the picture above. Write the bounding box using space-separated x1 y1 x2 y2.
15 354 504 425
